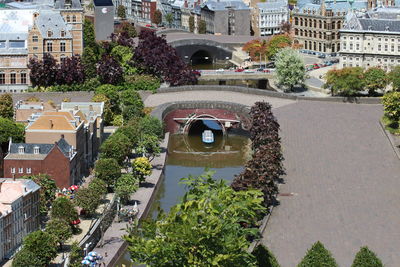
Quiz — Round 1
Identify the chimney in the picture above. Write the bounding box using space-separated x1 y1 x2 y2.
74 105 79 111
49 119 54 129
61 134 65 139
0 181 4 192
12 174 15 181
184 0 188 7
89 105 94 111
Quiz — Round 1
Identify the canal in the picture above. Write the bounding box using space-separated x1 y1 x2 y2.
115 128 250 266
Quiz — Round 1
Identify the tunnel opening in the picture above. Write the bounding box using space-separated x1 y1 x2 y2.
190 50 213 66
187 118 224 149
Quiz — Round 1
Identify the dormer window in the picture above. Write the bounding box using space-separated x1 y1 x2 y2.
47 31 53 37
34 146 39 154
18 146 24 154
60 31 66 37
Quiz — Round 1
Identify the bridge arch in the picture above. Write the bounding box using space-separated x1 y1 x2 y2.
183 113 226 136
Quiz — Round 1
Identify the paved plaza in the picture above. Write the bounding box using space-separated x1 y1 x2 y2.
146 91 400 267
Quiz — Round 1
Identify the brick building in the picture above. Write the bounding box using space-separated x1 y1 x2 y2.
0 178 40 261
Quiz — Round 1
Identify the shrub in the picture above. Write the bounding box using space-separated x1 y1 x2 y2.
94 158 121 187
297 241 338 267
132 157 152 182
100 132 131 165
97 54 124 85
252 245 280 267
138 115 164 139
122 104 144 122
115 173 139 204
351 247 383 267
69 241 83 267
88 178 107 196
382 91 400 122
112 114 124 126
74 187 101 216
124 74 160 92
51 197 78 223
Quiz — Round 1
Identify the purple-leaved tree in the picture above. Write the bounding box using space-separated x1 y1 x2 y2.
56 55 85 85
28 53 58 87
97 54 124 85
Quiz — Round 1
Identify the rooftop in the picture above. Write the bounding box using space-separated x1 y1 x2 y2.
0 179 40 211
26 111 82 131
202 0 250 11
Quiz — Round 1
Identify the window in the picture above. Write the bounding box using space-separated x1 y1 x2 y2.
9 41 25 48
11 168 15 174
356 44 360 50
20 73 26 84
72 15 76 22
32 35 38 42
66 15 70 22
18 168 23 174
26 168 31 174
60 31 66 37
350 43 353 50
60 42 66 52
33 146 39 154
18 146 24 154
0 73 4 84
47 42 53 52
0 41 5 48
10 73 16 84
47 31 53 37
392 45 395 52
378 44 381 51
385 45 388 51
60 55 66 64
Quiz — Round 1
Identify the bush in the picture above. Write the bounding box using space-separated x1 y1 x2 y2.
124 74 160 92
69 242 83 267
122 104 144 122
253 245 280 267
382 91 400 122
51 197 78 223
139 115 164 139
351 247 383 267
132 157 152 182
297 241 338 267
88 178 107 196
115 173 139 204
95 158 121 187
100 132 131 165
74 187 101 216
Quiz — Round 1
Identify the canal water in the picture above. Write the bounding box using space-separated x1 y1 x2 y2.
115 130 251 266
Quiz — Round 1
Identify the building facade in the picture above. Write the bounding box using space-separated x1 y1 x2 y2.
292 0 367 55
4 138 78 188
201 1 250 35
339 9 400 70
0 178 40 261
94 0 115 41
257 0 289 36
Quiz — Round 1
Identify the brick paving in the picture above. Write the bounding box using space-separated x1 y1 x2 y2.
264 101 400 267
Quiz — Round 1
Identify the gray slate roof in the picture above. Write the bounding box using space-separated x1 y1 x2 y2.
54 0 82 9
93 0 114 6
203 0 250 11
257 0 288 10
297 0 367 13
7 138 72 159
359 18 400 32
366 7 400 19
35 10 72 39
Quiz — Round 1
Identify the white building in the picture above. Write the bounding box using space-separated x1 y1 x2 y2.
257 0 289 36
339 8 400 70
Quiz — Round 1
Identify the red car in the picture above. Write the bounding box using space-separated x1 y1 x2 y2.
235 68 244 72
192 70 201 76
263 69 270 73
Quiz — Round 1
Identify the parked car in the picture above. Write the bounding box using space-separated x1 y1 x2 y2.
263 69 271 73
244 69 255 73
313 64 320 69
318 54 326 59
257 68 264 72
331 58 339 63
235 68 244 72
216 68 224 72
192 70 201 76
265 62 275 68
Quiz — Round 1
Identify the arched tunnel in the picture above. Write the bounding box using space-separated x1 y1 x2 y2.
190 50 213 65
187 117 225 149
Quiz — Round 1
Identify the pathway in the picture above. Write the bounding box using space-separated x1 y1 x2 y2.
264 101 400 267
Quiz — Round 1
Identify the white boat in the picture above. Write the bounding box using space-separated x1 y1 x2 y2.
202 130 214 144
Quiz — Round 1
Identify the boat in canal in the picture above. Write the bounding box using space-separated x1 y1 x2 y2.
202 130 214 144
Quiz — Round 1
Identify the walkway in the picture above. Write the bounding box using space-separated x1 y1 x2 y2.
264 101 400 267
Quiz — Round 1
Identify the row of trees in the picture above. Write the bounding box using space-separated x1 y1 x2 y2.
325 66 400 96
242 34 294 61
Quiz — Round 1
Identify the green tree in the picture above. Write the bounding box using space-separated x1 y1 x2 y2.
115 173 139 203
131 156 152 182
95 84 120 113
45 218 73 249
122 104 144 122
153 10 162 25
83 18 97 49
198 20 206 34
100 132 131 165
124 172 265 266
68 241 83 267
120 89 143 108
22 174 56 215
275 47 305 91
82 46 98 79
297 241 338 267
51 197 78 223
0 117 24 144
111 45 135 75
124 74 160 92
92 94 114 125
136 134 161 161
12 231 58 267
189 16 195 32
265 34 292 60
382 91 400 123
364 67 387 95
115 121 141 146
117 5 126 19
116 21 137 38
351 246 383 267
389 65 400 91
252 245 280 267
94 158 121 187
138 115 164 139
324 67 365 96
88 178 108 196
0 93 14 119
165 13 174 27
74 187 101 216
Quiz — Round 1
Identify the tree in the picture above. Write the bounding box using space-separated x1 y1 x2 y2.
94 84 120 113
243 39 268 62
22 174 57 215
92 94 114 125
136 134 161 161
74 187 101 216
389 65 400 91
297 241 338 267
382 91 400 123
45 218 73 249
83 18 97 49
325 67 365 96
12 231 58 267
97 54 124 85
131 157 152 182
120 89 143 108
100 132 131 165
252 245 281 267
0 117 25 145
115 173 139 203
133 30 198 86
124 74 160 92
116 21 137 38
265 35 292 60
111 45 135 75
153 10 162 25
231 102 284 208
122 104 144 122
275 47 305 91
28 53 58 87
69 241 83 267
117 5 126 19
364 67 387 95
0 93 13 119
189 16 195 32
51 197 78 223
88 178 107 197
138 115 164 139
281 21 291 34
94 158 121 187
124 172 265 266
82 46 99 79
351 246 383 267
165 13 174 27
56 55 85 85
198 20 206 34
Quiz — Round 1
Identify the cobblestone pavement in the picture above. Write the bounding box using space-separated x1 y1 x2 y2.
264 101 400 267
144 90 296 109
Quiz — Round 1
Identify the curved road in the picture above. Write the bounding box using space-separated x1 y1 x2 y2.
145 90 400 267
